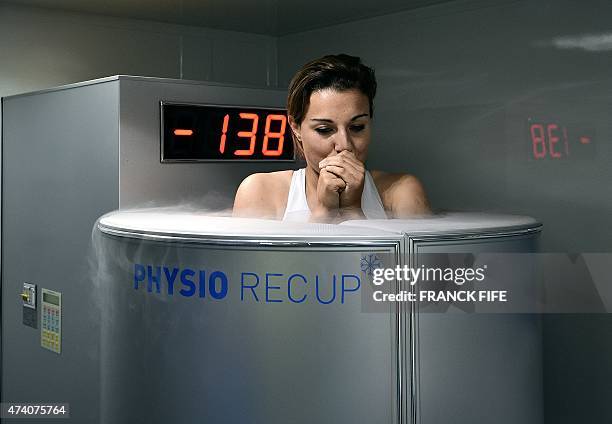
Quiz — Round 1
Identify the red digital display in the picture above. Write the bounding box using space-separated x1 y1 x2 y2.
528 121 594 160
174 129 194 136
162 103 294 162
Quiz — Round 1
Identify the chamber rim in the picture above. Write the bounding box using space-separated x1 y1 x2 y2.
96 210 542 246
96 221 407 247
340 212 542 236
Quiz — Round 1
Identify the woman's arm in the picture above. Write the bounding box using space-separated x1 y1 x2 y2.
389 174 431 217
373 171 431 218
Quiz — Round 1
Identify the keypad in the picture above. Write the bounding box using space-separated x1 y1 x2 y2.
41 304 61 353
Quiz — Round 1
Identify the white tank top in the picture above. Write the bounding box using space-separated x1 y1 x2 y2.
282 168 388 222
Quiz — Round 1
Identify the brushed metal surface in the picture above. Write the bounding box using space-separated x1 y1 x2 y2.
95 231 402 424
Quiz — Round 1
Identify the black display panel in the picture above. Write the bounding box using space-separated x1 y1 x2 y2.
161 102 294 162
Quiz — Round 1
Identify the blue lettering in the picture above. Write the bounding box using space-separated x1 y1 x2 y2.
199 270 207 298
265 273 283 303
315 275 336 304
287 274 307 303
341 274 361 304
147 266 161 293
180 268 196 297
163 267 179 295
241 273 259 302
209 271 228 300
132 265 357 306
134 264 145 289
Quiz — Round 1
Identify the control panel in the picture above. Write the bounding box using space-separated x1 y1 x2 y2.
40 288 61 354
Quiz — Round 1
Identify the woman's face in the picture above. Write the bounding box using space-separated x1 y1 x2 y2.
291 88 372 172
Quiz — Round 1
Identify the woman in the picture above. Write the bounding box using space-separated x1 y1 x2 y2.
233 54 430 223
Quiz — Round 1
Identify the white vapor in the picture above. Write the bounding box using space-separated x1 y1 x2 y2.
536 32 612 52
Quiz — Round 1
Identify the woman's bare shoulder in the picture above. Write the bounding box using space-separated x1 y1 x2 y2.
233 170 294 218
370 170 431 216
370 169 421 192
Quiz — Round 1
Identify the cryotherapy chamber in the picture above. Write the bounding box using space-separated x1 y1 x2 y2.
93 212 405 423
92 209 542 424
2 76 543 423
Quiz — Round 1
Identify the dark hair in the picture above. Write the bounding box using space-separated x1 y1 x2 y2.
287 54 377 155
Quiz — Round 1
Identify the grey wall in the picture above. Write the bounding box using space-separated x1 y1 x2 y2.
0 3 277 99
278 0 611 253
278 1 612 422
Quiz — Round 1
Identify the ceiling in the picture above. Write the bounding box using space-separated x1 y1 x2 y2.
1 0 455 36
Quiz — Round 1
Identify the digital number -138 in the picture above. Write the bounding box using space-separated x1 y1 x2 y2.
219 113 287 156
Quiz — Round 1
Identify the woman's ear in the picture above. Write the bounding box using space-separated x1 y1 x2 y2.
288 115 304 158
288 115 301 142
